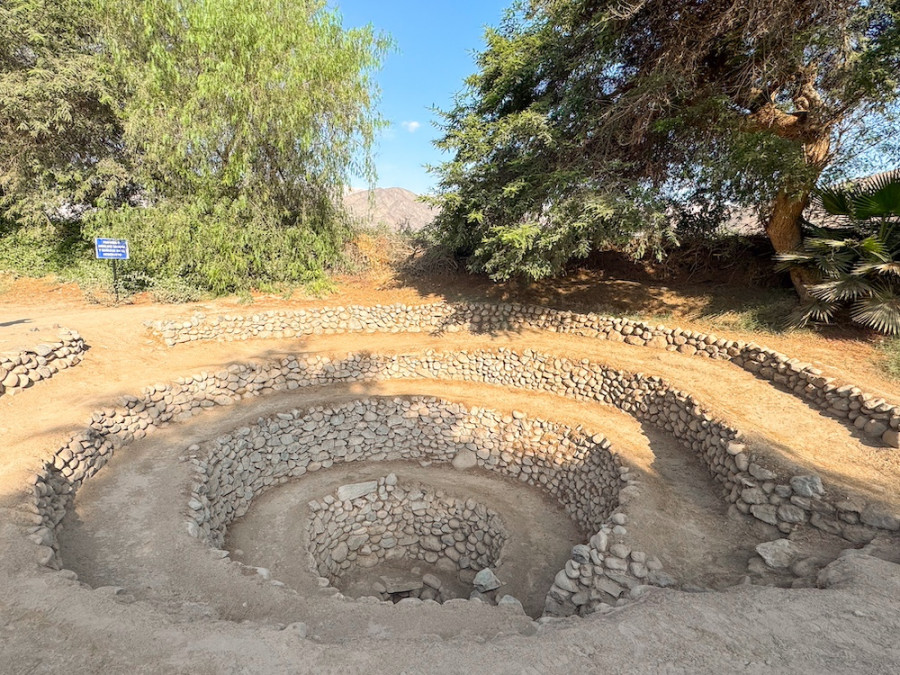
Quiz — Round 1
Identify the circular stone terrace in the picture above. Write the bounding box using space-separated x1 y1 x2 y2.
3 301 900 672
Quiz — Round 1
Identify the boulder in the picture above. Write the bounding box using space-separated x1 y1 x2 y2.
451 448 478 471
497 595 525 613
380 575 423 594
755 539 800 569
790 475 824 498
473 568 502 592
860 504 900 531
336 481 378 501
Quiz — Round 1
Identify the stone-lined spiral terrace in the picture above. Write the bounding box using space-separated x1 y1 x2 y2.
186 396 637 616
33 345 898 570
29 344 899 621
192 397 621 547
7 299 900 670
148 301 900 448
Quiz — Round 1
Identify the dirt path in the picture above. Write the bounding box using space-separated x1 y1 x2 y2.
6 270 900 399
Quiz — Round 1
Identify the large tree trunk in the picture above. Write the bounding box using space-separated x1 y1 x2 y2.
766 188 817 298
764 133 831 298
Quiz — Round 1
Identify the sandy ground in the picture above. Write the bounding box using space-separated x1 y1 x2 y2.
1 277 900 672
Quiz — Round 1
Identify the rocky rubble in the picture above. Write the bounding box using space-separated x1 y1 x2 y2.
544 520 670 618
538 458 675 618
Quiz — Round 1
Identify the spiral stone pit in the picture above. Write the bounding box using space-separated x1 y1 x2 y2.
307 476 508 604
186 396 635 615
9 300 900 670
189 397 622 548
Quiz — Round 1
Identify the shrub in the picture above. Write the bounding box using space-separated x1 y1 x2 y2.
777 170 900 333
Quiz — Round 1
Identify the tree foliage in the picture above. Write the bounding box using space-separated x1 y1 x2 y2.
93 0 391 294
430 0 900 282
1 0 390 295
0 0 128 228
102 0 388 217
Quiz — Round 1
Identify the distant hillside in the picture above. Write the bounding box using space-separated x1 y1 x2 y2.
344 187 437 232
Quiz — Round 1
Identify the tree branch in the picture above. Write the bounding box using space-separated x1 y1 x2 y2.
745 103 817 141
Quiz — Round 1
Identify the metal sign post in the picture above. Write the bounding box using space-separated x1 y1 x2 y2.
94 238 130 303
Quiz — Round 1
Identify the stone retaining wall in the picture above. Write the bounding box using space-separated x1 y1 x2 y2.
307 476 507 596
1 330 85 397
188 397 621 548
147 302 900 448
546 518 668 617
188 396 665 617
27 348 898 577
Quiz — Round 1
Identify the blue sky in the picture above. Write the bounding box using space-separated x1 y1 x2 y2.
332 1 510 195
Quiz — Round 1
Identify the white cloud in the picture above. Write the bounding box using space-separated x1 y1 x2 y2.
401 120 422 133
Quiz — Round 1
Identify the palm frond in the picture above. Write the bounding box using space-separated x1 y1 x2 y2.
854 260 900 277
857 235 890 261
815 185 856 217
813 249 858 277
773 251 815 272
809 276 874 302
787 297 838 328
850 282 900 334
853 170 900 220
804 237 854 250
776 238 856 277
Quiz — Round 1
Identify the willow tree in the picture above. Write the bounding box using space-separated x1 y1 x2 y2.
88 0 391 293
431 0 900 291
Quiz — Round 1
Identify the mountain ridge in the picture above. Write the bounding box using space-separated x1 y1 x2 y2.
344 187 437 232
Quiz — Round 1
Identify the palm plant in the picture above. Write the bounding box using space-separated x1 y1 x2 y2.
776 170 900 333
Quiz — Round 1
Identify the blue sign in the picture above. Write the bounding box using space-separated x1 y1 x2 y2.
95 238 130 260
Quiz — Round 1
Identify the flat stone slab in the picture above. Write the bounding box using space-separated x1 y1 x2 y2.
474 568 501 592
594 577 624 599
379 575 424 594
337 481 378 501
860 504 900 531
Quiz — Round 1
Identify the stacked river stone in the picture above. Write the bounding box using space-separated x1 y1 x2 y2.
147 302 900 448
307 475 507 604
0 329 85 397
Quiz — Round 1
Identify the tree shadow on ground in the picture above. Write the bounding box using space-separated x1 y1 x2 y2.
390 247 883 348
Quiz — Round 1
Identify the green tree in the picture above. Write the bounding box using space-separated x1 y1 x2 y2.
89 0 391 293
430 0 900 289
0 0 128 228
